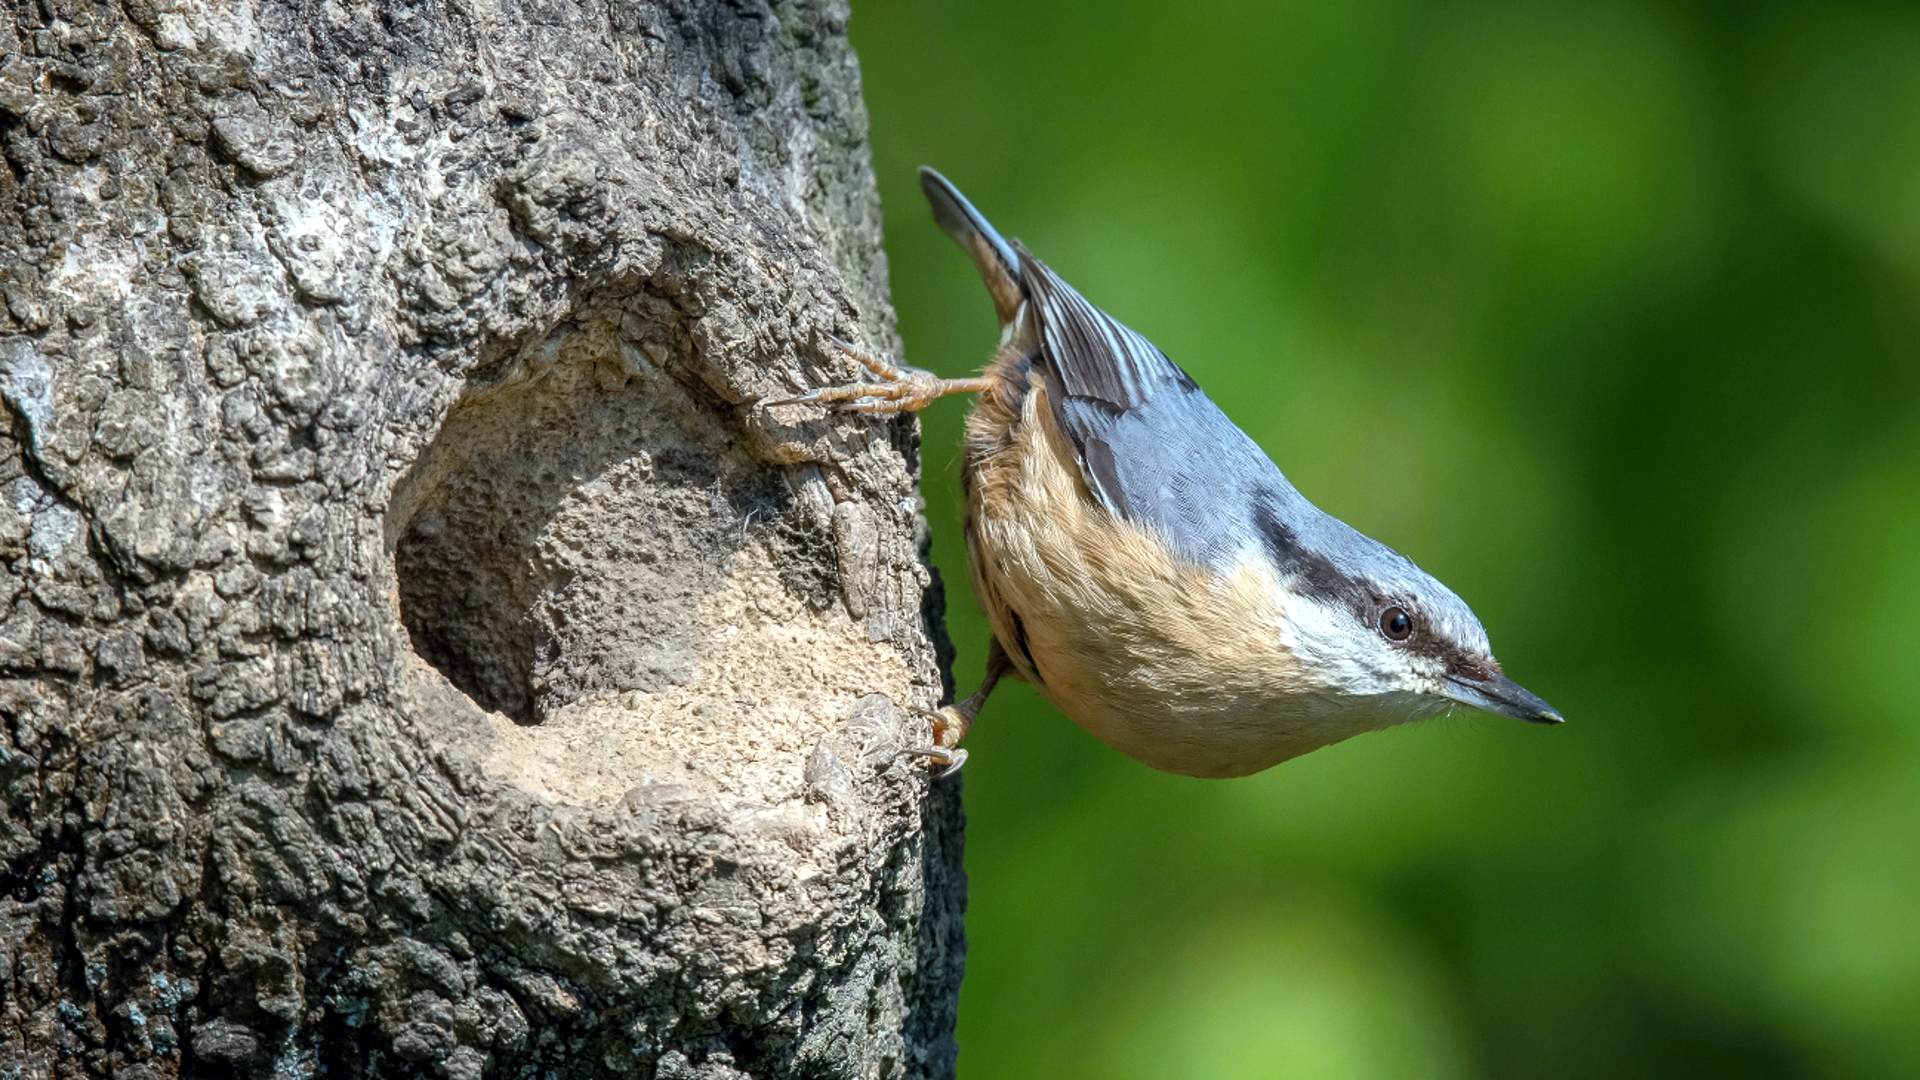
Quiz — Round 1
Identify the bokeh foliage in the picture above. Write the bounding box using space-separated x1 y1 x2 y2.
849 1 1920 1077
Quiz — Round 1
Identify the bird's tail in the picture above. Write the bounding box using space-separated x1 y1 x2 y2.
919 167 1025 326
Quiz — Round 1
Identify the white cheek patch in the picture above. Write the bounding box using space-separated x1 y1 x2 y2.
1277 598 1413 698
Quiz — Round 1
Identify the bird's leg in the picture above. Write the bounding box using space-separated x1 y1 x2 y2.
770 333 993 413
901 639 1013 778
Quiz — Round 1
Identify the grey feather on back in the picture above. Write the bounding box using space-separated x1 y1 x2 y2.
1067 374 1442 622
918 173 1473 638
979 225 1482 655
1056 389 1287 568
1016 241 1437 610
1017 244 1285 567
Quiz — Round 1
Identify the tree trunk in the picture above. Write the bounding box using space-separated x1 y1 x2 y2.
0 0 964 1074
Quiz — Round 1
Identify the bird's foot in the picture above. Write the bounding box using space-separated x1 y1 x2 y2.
769 333 990 414
897 704 972 778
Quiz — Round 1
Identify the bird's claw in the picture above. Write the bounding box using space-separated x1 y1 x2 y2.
896 704 971 778
897 745 967 779
819 330 864 357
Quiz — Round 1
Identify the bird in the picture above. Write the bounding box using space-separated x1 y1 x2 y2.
775 167 1561 778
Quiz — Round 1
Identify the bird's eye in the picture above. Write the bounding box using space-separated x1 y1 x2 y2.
1379 606 1413 641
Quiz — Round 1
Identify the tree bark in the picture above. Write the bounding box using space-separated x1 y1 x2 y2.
0 0 964 1074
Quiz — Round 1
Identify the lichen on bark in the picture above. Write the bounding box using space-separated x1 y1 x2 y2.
0 0 964 1075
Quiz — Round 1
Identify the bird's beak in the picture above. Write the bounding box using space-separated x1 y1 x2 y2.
1441 671 1563 724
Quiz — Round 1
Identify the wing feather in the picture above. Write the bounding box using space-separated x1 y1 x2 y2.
1014 244 1292 568
923 178 1347 575
1015 244 1194 411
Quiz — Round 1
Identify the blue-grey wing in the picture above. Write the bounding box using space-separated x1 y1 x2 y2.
1016 244 1192 414
1059 388 1297 568
1017 245 1295 568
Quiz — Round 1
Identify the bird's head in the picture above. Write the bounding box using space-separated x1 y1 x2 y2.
1259 507 1562 727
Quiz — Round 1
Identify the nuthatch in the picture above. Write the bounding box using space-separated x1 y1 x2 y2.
780 168 1561 778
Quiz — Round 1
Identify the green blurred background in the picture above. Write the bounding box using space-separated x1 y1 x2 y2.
848 1 1920 1077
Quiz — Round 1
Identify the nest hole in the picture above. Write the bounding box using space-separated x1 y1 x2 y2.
388 319 778 726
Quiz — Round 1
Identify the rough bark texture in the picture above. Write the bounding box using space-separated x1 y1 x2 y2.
0 0 966 1074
